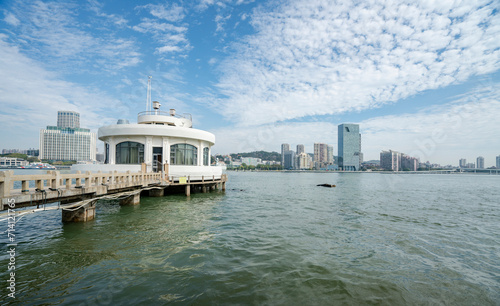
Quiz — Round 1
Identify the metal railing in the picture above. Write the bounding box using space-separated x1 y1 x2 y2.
137 111 192 121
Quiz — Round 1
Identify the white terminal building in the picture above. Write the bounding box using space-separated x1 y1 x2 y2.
72 101 222 180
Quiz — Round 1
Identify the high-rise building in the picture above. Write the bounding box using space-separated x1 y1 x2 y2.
40 111 96 161
380 150 401 171
327 145 334 164
283 150 295 169
338 123 361 171
497 155 500 169
466 162 475 169
314 143 328 163
57 111 80 129
401 153 419 171
297 152 312 169
459 158 467 168
281 143 290 166
296 144 305 155
476 156 484 169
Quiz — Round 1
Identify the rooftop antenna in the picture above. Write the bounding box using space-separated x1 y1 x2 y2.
146 76 152 112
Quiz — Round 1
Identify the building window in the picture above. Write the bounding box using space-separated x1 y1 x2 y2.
116 141 144 164
105 143 109 164
170 144 197 165
203 147 209 166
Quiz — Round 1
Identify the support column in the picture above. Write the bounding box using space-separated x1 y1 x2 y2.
149 188 164 197
144 136 153 172
198 140 203 166
109 139 116 164
0 171 13 198
202 185 207 193
185 185 191 196
120 193 140 206
62 201 96 222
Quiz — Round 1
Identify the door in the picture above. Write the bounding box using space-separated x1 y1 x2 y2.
152 147 163 172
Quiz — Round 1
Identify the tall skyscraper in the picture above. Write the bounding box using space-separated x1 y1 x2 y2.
459 158 467 168
314 143 327 163
297 152 312 169
497 155 500 169
281 143 290 166
327 145 334 164
283 150 295 169
380 150 401 171
40 111 96 161
476 156 484 169
338 123 361 171
57 111 80 128
296 144 305 155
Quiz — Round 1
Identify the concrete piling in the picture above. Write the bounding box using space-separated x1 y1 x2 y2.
119 193 140 206
62 200 97 222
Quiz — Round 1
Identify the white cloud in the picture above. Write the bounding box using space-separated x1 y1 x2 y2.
157 45 182 53
87 0 128 27
215 14 231 32
213 0 500 126
0 35 130 149
132 7 190 55
3 12 20 26
143 3 185 22
360 82 500 165
212 80 500 166
5 1 141 72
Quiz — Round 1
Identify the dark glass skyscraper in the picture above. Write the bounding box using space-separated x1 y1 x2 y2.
338 123 361 171
281 143 290 167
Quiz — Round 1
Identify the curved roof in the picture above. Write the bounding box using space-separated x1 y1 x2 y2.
98 124 215 145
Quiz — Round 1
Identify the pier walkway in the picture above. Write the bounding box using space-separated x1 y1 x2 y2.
0 170 227 222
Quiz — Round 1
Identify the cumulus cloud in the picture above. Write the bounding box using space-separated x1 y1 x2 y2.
361 81 500 165
215 14 232 32
5 1 140 72
142 3 185 22
133 4 190 55
212 80 500 166
213 0 500 126
0 35 129 149
3 12 20 26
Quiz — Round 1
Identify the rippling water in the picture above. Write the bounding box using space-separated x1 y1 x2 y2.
1 172 500 305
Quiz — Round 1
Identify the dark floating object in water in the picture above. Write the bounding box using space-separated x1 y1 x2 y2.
317 184 336 188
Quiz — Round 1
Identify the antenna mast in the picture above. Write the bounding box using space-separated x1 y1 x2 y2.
146 76 152 112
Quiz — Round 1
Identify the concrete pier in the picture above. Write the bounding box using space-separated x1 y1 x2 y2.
148 188 164 197
0 171 228 223
62 200 97 222
120 193 141 206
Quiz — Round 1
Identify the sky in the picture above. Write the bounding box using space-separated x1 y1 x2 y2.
0 0 499 167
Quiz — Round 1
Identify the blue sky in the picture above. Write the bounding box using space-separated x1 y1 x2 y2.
0 0 499 166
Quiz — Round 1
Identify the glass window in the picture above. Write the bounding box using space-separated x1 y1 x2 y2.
116 141 144 164
105 143 109 164
203 147 209 166
170 144 197 165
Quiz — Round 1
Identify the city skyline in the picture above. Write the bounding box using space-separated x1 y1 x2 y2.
0 1 499 166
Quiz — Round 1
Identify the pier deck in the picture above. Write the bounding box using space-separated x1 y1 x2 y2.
0 170 227 222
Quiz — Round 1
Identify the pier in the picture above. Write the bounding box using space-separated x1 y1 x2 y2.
0 170 227 222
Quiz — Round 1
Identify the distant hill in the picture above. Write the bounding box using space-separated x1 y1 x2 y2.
230 151 281 161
